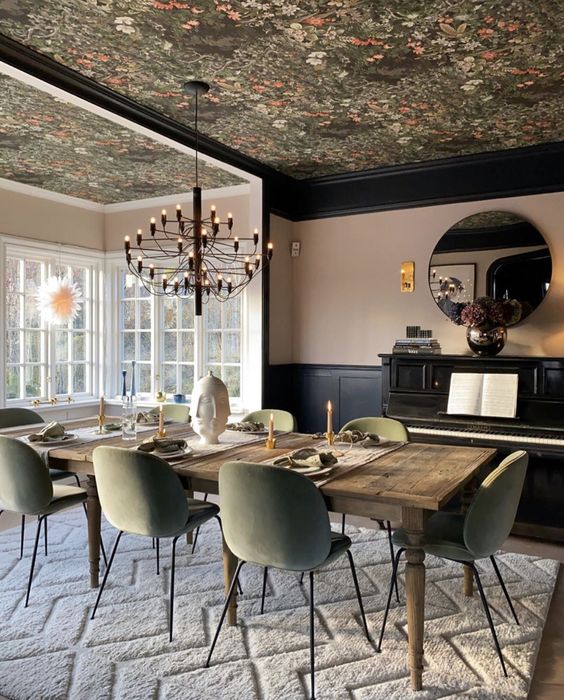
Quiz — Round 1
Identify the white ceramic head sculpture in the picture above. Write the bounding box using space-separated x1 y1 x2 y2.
191 371 230 445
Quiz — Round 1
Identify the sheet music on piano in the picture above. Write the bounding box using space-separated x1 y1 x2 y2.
446 373 519 418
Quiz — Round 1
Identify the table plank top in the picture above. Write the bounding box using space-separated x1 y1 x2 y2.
1 418 496 512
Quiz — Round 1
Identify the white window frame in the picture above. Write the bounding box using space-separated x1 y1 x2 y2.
108 255 249 412
0 235 105 408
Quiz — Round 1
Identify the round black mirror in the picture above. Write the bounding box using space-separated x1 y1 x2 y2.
429 211 551 326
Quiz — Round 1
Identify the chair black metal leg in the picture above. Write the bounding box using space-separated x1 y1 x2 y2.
191 493 209 555
156 538 160 575
20 514 25 559
74 474 81 488
43 515 48 556
205 559 245 668
25 516 45 607
386 520 399 603
169 536 180 642
91 531 123 620
377 547 405 652
341 514 346 534
261 567 268 614
299 571 304 586
152 538 155 549
490 555 519 625
346 550 371 641
309 571 315 700
471 563 508 677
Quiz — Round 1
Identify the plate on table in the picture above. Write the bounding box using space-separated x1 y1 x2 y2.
32 434 78 446
286 465 335 477
135 445 193 460
227 427 271 435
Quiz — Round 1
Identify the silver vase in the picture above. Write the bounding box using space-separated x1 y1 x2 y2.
466 325 507 357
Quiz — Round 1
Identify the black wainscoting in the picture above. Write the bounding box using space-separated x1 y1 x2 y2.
266 364 382 434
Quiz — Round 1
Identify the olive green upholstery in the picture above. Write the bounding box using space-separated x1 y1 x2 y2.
242 409 297 432
379 450 529 675
0 408 44 429
220 461 348 571
392 450 529 561
0 436 86 516
340 417 408 442
0 436 87 606
93 446 217 538
148 404 190 423
91 445 219 641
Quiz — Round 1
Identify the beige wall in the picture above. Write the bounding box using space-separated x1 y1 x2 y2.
0 188 105 249
104 193 251 251
269 215 294 363
270 191 564 365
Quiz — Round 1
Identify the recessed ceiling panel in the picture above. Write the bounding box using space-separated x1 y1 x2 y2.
0 73 244 204
1 1 562 179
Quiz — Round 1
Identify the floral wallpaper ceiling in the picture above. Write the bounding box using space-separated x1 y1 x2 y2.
0 74 243 204
1 1 562 180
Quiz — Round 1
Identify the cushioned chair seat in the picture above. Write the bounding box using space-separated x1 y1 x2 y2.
41 484 87 516
49 468 77 481
392 511 474 561
310 532 351 570
184 499 220 533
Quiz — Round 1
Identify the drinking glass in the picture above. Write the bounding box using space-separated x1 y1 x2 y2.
122 400 138 441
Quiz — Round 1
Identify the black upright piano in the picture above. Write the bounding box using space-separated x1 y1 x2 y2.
380 353 564 543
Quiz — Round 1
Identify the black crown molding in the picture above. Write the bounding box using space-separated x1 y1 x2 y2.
1 34 563 222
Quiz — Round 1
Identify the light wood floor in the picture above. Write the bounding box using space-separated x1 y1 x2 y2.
0 507 562 699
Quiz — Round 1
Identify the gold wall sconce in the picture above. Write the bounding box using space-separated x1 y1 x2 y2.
401 261 415 292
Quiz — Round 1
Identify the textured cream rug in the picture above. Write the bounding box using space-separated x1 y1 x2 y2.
0 508 558 699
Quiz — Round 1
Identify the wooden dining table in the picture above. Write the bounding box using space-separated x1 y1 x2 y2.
2 417 496 691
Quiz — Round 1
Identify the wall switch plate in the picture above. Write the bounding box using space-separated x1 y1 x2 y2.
291 241 301 257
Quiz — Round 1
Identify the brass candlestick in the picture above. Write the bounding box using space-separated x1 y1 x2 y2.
265 436 277 449
325 431 335 446
97 413 105 434
156 427 167 438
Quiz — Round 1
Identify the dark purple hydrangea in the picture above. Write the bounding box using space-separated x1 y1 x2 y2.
457 296 522 328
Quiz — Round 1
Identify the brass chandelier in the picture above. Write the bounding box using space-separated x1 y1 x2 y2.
124 80 273 316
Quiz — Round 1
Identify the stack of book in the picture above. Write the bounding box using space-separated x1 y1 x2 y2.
392 338 442 354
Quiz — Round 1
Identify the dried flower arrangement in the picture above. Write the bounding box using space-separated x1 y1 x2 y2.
448 296 522 328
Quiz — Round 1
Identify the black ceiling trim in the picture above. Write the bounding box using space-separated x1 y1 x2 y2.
292 142 564 221
1 34 562 223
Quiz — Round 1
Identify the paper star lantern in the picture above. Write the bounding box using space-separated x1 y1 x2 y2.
36 276 83 325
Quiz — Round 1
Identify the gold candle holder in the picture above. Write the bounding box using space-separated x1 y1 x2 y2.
155 427 167 439
325 431 335 446
97 414 105 434
265 436 277 450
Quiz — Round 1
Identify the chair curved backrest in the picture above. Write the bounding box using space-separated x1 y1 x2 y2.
93 446 189 538
340 417 408 442
242 409 297 432
0 408 44 429
219 461 331 571
463 450 528 559
0 436 53 514
149 404 190 423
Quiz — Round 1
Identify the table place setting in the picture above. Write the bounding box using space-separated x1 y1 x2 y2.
134 436 193 460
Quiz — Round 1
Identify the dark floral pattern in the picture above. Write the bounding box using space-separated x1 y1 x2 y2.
0 74 243 204
1 0 562 179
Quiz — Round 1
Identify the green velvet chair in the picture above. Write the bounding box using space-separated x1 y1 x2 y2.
378 450 529 676
91 445 220 642
0 436 87 606
0 407 84 559
191 407 297 556
148 404 191 423
242 409 297 432
205 461 373 699
339 416 409 602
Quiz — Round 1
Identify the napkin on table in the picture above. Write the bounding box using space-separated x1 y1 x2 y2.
137 437 187 454
226 420 265 432
28 421 67 442
334 429 382 447
273 448 338 469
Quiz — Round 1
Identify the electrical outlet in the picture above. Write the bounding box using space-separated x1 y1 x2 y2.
291 241 301 257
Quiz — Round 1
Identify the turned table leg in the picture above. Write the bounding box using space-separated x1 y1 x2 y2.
402 507 429 691
86 475 102 588
222 532 238 626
